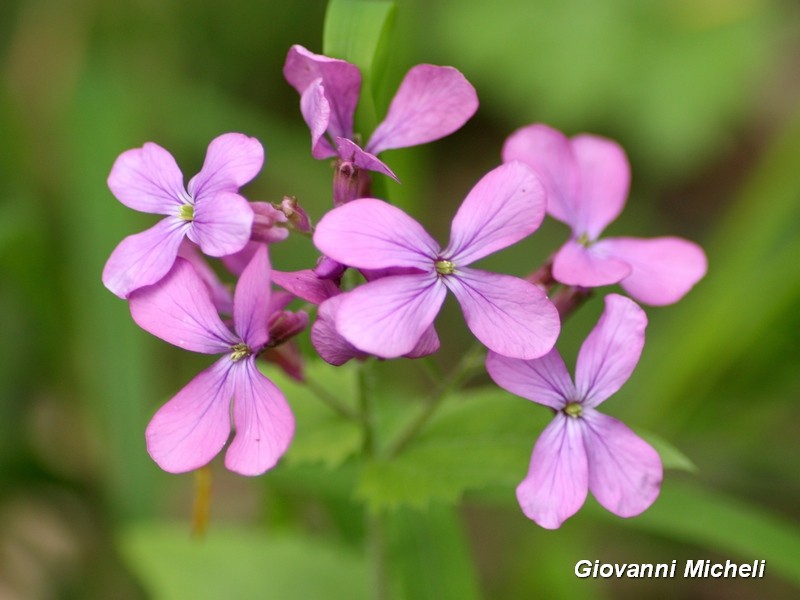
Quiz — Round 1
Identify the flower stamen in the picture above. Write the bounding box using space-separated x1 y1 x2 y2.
230 343 252 362
179 204 195 221
564 402 583 418
435 259 456 275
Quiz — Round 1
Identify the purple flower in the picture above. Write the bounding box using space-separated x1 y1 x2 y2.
129 245 294 476
283 45 478 192
486 294 662 529
103 133 263 298
503 124 707 305
313 162 561 359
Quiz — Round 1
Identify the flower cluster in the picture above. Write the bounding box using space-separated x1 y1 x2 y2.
103 44 706 527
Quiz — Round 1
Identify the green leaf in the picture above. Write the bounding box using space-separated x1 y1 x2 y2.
119 522 368 600
384 505 482 600
356 387 548 511
638 429 698 473
617 480 800 587
266 360 363 468
323 0 396 134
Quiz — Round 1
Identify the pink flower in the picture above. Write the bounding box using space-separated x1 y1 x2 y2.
313 162 560 359
283 45 478 188
503 124 707 305
103 133 263 298
129 245 294 476
486 294 662 529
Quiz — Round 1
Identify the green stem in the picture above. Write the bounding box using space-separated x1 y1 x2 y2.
305 376 360 421
387 343 485 457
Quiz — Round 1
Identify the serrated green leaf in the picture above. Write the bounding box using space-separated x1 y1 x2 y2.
356 387 548 511
119 522 368 600
265 360 363 468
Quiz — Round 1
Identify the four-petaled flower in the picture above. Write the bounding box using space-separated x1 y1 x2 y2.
283 45 478 194
486 294 662 529
129 244 294 476
503 124 707 305
313 161 561 359
103 133 263 298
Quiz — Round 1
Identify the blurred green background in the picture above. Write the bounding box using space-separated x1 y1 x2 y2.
1 0 799 598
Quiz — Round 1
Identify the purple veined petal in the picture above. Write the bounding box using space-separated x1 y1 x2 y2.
581 409 662 518
283 45 361 142
145 358 235 474
575 294 647 408
552 238 632 288
501 124 580 227
314 198 440 271
301 79 337 159
366 65 478 155
233 244 271 349
335 137 398 181
445 268 560 360
267 290 294 314
570 134 630 240
405 325 440 358
187 133 264 200
107 142 187 215
102 217 189 298
336 273 447 358
485 349 573 410
129 258 238 352
271 269 340 304
446 162 546 265
225 360 295 476
188 191 254 257
250 201 290 244
221 241 260 276
516 414 588 529
596 236 708 306
177 241 234 315
311 295 367 366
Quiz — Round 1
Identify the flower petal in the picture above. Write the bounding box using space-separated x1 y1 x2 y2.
283 45 361 142
575 294 647 407
271 269 340 304
129 258 237 352
301 79 336 159
597 236 708 306
107 142 186 214
177 241 233 315
501 124 580 227
516 414 588 529
446 162 546 265
311 295 366 366
582 409 662 518
366 65 478 155
571 134 630 239
225 360 295 476
102 217 188 298
314 198 439 271
446 268 560 359
145 358 234 473
485 349 573 410
188 191 254 257
335 137 398 180
233 244 271 349
405 325 440 358
336 273 446 358
552 239 632 287
187 133 264 199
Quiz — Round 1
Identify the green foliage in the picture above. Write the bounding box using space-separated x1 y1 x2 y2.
356 387 548 511
119 522 368 600
267 361 364 468
323 0 397 134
